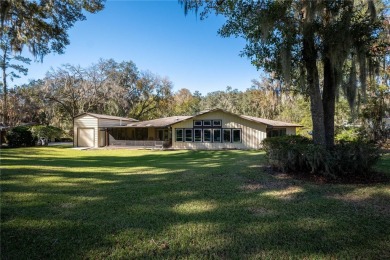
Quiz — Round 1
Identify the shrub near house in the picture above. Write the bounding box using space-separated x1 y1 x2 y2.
5 126 36 147
262 135 380 179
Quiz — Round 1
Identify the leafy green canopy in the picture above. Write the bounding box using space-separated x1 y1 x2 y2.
181 0 388 147
30 125 63 140
0 0 104 60
0 0 104 125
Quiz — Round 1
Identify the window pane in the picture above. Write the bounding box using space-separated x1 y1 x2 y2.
233 129 241 142
185 129 193 142
203 129 212 142
267 128 287 138
176 129 183 142
194 120 202 126
213 120 221 126
135 128 148 140
213 129 221 142
223 129 231 142
194 129 202 142
203 120 211 126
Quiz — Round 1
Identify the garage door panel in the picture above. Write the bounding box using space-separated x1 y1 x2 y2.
78 128 94 147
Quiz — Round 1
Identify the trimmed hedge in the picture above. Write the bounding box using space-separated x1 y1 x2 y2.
6 126 36 148
262 135 380 179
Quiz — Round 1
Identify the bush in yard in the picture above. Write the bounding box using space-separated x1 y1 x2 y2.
330 141 380 177
262 135 380 179
262 135 312 172
31 125 63 145
6 126 36 148
335 127 361 142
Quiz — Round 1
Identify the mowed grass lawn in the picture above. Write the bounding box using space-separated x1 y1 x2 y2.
1 147 389 259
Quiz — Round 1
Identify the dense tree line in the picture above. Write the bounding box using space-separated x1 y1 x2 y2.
0 58 302 130
0 59 174 130
2 57 388 141
0 0 105 125
1 0 388 146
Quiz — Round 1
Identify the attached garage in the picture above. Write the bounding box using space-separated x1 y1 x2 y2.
73 113 137 148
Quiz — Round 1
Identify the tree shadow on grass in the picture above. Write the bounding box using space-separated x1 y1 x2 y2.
1 148 389 259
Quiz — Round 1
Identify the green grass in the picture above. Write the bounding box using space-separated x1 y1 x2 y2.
1 147 389 259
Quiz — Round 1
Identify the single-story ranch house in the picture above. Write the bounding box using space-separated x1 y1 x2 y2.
73 109 301 149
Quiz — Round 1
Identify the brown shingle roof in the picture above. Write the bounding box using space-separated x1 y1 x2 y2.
81 109 301 128
187 109 302 127
240 115 302 127
74 112 138 121
126 116 192 128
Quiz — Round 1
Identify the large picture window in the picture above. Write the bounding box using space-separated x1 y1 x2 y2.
185 129 193 142
194 129 202 142
232 129 241 142
176 129 183 142
213 129 221 142
203 129 212 142
177 127 241 143
223 129 231 143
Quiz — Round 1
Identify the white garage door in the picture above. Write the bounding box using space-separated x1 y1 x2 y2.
78 128 94 147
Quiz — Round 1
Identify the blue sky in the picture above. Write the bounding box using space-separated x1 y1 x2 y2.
16 0 261 95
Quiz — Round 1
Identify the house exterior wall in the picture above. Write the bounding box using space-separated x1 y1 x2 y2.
98 118 132 127
98 119 132 147
74 115 99 147
171 111 267 150
98 129 106 147
148 128 156 140
74 116 133 147
286 127 296 135
74 111 298 149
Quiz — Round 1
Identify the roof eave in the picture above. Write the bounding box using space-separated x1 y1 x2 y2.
73 112 137 121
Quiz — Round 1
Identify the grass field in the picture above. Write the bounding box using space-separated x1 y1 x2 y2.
1 146 389 259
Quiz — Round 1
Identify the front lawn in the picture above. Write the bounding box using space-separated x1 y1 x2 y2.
1 147 389 259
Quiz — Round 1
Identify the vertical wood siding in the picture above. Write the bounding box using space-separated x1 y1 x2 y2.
74 116 133 147
98 119 133 127
74 115 98 147
171 111 267 150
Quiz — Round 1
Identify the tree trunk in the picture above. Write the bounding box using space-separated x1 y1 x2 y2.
302 24 326 147
1 52 7 125
322 56 336 148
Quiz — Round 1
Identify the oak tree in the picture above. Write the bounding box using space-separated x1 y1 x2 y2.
0 0 104 124
181 0 388 147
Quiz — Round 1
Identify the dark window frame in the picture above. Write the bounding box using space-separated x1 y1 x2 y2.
213 120 222 127
203 129 212 142
194 129 202 142
193 120 202 127
213 129 222 143
232 129 242 142
266 128 287 138
223 129 231 143
185 129 193 142
203 120 212 127
175 129 183 142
